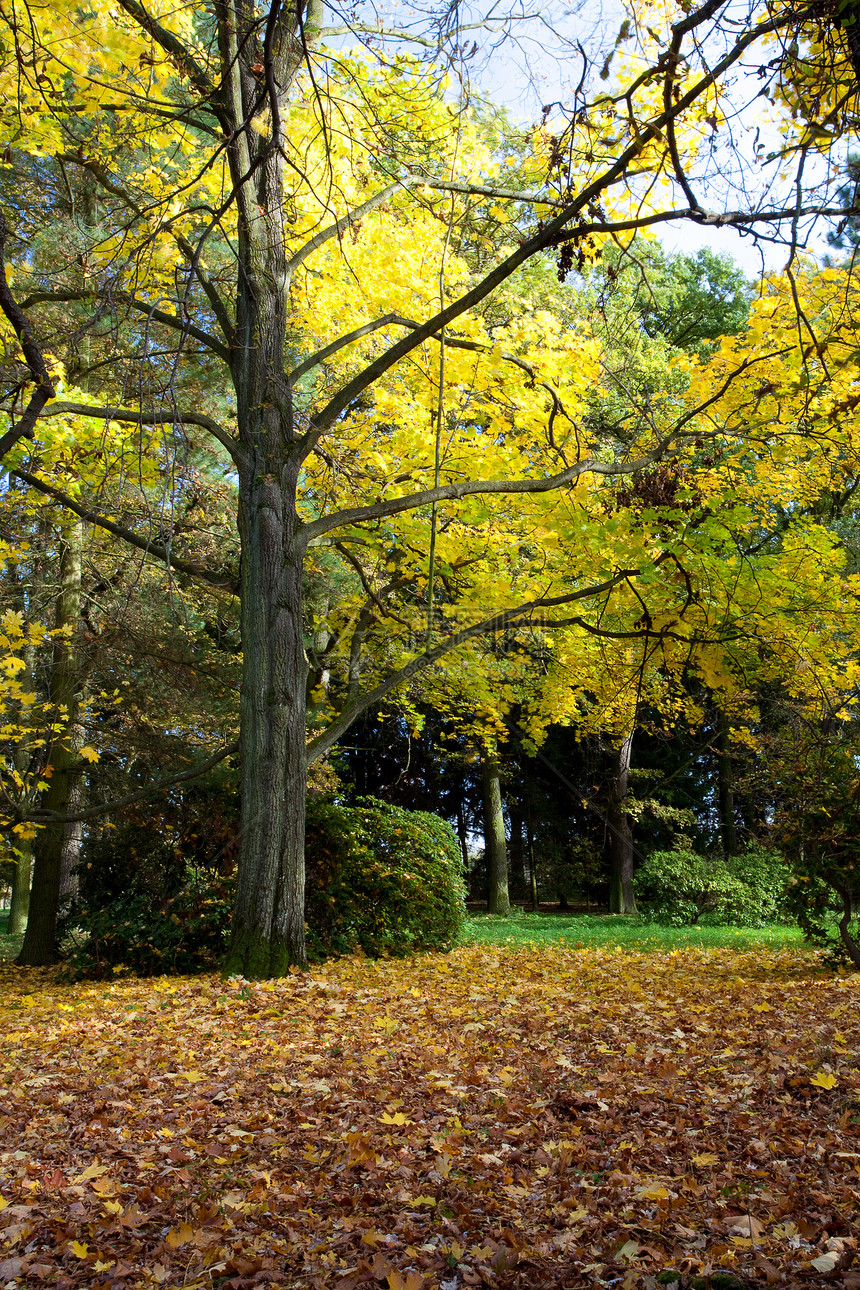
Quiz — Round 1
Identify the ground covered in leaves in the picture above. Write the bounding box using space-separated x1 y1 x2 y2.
1 945 859 1290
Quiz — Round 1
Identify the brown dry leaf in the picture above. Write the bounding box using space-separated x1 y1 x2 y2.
1 946 857 1289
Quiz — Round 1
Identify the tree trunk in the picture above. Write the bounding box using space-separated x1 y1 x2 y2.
58 759 84 913
8 636 35 935
608 730 637 915
716 712 737 858
8 837 32 935
509 804 526 896
216 14 313 978
222 466 308 977
456 803 469 872
18 524 83 965
527 823 539 912
481 745 510 916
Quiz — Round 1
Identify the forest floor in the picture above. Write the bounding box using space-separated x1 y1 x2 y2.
1 941 858 1290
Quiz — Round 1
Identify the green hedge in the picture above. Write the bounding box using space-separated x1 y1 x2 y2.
305 798 466 959
633 844 792 927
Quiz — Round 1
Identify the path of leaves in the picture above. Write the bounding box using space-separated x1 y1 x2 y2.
1 946 859 1290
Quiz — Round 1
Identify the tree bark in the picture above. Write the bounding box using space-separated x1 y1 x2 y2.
18 523 83 965
456 803 469 872
222 466 308 977
8 837 32 935
716 712 737 858
8 636 35 935
608 730 637 915
481 745 510 916
508 803 526 896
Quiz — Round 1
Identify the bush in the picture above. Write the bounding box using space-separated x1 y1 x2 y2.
305 797 466 959
634 844 791 927
62 788 465 974
60 777 239 977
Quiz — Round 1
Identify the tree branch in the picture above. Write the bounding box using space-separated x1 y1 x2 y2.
0 214 56 461
115 0 218 104
11 469 239 593
40 401 245 466
19 288 230 362
300 446 669 545
20 741 239 825
306 572 638 763
303 6 785 439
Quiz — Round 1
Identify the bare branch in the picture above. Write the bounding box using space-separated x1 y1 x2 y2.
19 288 231 362
300 445 668 545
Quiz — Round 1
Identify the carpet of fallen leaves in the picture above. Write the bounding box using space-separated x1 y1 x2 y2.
1 945 859 1290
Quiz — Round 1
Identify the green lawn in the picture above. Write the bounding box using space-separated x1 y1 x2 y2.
0 909 808 968
457 909 806 951
0 914 23 962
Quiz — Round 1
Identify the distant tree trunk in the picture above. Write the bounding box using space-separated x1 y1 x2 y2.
526 813 539 912
716 712 737 858
509 804 525 897
18 523 84 965
58 751 85 913
608 731 637 914
481 745 510 916
456 803 469 871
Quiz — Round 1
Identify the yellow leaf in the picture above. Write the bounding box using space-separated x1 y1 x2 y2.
810 1070 838 1090
166 1222 194 1249
691 1152 720 1166
637 1182 670 1200
406 1195 436 1207
79 745 99 763
73 1163 108 1183
752 1002 772 1012
94 1260 115 1273
70 1240 89 1258
379 1111 412 1126
0 1196 8 1212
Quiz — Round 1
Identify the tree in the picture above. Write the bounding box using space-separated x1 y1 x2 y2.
1 0 859 976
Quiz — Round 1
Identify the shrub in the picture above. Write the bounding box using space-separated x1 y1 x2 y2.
634 844 791 927
305 797 466 959
60 776 239 977
62 788 465 974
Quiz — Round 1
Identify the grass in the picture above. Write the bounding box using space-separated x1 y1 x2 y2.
0 909 808 966
457 909 806 951
0 912 23 962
